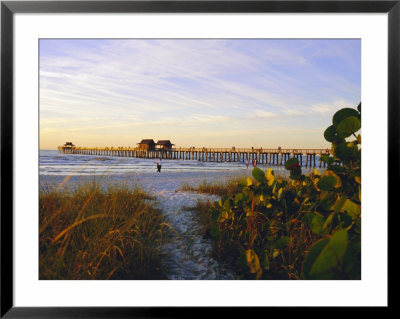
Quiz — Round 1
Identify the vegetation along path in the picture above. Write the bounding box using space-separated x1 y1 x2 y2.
134 171 237 279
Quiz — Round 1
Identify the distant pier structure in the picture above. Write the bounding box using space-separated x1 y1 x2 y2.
59 142 75 153
58 140 330 167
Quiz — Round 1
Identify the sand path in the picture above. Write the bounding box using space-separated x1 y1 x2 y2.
133 171 241 279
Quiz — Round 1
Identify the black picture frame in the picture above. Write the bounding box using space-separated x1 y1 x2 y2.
1 0 395 317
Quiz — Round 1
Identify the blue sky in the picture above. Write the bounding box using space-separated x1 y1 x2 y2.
39 39 360 149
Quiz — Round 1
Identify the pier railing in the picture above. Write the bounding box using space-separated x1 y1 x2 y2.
58 145 331 167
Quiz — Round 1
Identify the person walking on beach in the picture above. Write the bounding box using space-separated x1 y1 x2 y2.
156 161 161 172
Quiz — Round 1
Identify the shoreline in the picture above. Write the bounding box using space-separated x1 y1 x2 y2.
39 168 255 192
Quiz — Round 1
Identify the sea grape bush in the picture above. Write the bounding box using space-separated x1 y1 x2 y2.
290 103 361 279
208 104 361 279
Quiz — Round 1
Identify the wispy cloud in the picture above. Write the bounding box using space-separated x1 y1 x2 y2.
284 109 305 116
40 39 360 149
253 110 278 118
310 100 355 114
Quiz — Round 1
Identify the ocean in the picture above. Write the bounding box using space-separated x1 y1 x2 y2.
39 149 317 177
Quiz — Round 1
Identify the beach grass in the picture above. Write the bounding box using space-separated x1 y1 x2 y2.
39 180 171 280
178 175 246 197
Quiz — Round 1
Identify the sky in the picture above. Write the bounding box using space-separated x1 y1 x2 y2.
39 39 361 150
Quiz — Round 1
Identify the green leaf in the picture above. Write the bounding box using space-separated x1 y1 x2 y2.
246 177 252 186
334 196 347 214
262 253 270 271
220 195 228 205
302 214 314 226
332 108 360 125
265 168 275 186
234 193 244 205
342 199 361 217
277 187 283 201
238 177 252 188
318 192 338 211
309 229 348 279
220 210 229 222
357 102 361 113
284 157 299 170
342 241 361 279
302 239 329 279
336 116 361 138
338 212 353 228
252 167 266 183
322 213 334 230
245 249 263 279
311 215 325 234
321 155 334 165
223 199 231 210
331 136 346 145
334 142 358 160
274 236 290 249
317 175 337 191
324 170 342 188
289 166 302 180
324 125 337 142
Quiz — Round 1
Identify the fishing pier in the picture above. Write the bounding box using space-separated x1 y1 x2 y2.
58 141 330 167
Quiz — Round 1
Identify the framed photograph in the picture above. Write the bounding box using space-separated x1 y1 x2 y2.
1 0 395 316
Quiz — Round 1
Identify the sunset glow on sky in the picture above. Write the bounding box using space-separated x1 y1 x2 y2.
40 39 361 150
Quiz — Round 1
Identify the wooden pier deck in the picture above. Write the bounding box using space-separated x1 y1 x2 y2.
58 145 331 167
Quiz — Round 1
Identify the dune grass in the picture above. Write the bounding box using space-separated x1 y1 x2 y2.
39 181 171 280
178 171 289 197
178 176 246 197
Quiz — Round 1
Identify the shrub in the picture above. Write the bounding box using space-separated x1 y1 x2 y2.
202 103 361 279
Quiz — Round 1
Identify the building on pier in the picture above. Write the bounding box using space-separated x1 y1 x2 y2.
155 140 174 151
137 139 156 151
58 142 75 154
